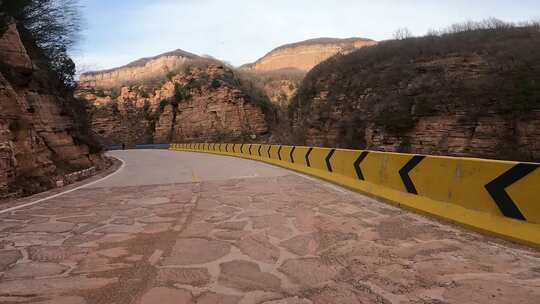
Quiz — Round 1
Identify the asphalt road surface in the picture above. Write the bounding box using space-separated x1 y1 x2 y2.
0 150 539 304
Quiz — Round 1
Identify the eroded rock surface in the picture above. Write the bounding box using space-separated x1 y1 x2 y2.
0 23 103 198
76 65 269 146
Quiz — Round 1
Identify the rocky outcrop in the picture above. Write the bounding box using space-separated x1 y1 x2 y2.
291 27 540 162
77 65 269 146
0 23 103 198
79 49 201 89
243 38 376 72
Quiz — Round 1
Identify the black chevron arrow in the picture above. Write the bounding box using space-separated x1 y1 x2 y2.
267 145 272 158
354 151 369 180
485 163 538 221
305 148 314 167
258 145 262 157
325 149 336 172
278 146 283 160
290 146 296 163
249 144 253 155
399 155 425 195
240 144 244 154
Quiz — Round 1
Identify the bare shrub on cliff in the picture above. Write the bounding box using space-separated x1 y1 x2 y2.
393 27 413 40
1 0 83 89
236 73 274 114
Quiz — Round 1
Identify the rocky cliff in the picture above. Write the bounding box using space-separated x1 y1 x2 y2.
291 27 540 162
77 64 269 146
243 38 377 72
79 49 201 89
0 23 103 198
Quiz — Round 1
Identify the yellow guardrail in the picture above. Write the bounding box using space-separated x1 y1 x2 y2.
170 143 540 248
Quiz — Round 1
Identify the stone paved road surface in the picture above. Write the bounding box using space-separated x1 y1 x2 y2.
0 150 539 304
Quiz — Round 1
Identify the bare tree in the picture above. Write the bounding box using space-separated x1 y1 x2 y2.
1 0 83 89
19 0 82 51
393 27 413 40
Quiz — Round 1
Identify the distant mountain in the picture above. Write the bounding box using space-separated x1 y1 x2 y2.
79 49 206 89
242 37 377 72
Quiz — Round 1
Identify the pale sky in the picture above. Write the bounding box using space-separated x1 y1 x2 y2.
72 0 540 73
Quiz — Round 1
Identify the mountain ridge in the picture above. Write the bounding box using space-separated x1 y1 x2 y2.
81 49 201 77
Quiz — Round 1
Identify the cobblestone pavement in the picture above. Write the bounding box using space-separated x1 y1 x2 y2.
0 150 539 304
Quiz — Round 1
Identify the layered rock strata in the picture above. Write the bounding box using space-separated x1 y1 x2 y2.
0 23 103 198
77 65 269 146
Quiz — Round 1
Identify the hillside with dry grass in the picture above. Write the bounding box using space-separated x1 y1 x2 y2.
290 20 540 161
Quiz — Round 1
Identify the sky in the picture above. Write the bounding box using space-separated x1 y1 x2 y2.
72 0 540 73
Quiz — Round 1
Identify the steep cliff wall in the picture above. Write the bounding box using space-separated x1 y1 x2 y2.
243 38 377 72
291 27 540 162
79 49 201 89
0 23 103 198
77 65 269 145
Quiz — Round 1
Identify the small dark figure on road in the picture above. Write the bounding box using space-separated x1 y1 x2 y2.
122 143 126 150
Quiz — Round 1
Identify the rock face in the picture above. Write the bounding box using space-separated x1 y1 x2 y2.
79 49 201 89
0 23 103 198
243 38 377 72
77 65 269 146
291 27 540 162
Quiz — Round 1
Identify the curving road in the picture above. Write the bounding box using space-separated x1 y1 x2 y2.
0 150 539 304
